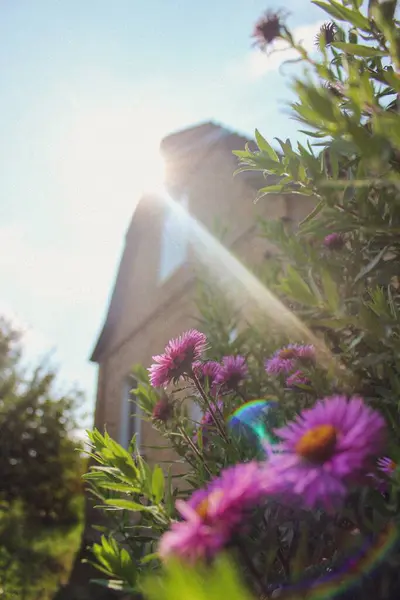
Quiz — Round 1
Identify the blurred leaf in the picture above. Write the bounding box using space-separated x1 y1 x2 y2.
152 466 165 504
104 498 155 512
321 270 340 312
332 42 387 57
255 129 279 161
354 247 388 283
312 0 371 29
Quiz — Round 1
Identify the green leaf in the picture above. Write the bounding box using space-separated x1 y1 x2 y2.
354 246 388 283
152 465 165 503
104 498 154 512
321 270 340 313
331 42 387 57
141 552 159 564
141 555 254 600
254 129 279 161
280 266 319 306
312 0 371 29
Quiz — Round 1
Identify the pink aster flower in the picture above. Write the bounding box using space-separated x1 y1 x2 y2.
270 395 386 511
377 457 396 476
265 344 315 375
158 461 272 562
324 233 345 250
286 370 310 388
148 329 207 388
214 355 248 391
193 360 221 391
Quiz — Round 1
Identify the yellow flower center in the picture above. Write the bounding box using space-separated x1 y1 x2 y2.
296 424 337 463
195 491 223 520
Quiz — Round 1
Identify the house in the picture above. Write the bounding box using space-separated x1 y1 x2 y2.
90 121 314 466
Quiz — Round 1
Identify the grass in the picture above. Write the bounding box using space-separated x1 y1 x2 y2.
0 499 84 600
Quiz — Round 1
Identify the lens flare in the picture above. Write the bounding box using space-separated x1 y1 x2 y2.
227 398 279 449
283 523 399 599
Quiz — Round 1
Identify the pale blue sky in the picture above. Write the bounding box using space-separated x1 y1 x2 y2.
0 0 323 423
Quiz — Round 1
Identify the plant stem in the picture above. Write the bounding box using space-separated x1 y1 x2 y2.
191 371 230 443
178 426 213 477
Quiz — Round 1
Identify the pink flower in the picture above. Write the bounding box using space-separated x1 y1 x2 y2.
270 396 386 511
193 360 221 391
265 344 315 376
324 233 345 250
214 355 248 391
286 370 310 388
159 462 272 562
148 329 207 388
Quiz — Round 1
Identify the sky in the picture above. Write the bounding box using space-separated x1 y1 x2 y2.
0 0 324 424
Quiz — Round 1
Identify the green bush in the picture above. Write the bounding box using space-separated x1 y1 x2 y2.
0 318 85 597
84 2 400 599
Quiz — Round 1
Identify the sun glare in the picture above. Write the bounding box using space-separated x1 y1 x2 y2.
57 108 167 224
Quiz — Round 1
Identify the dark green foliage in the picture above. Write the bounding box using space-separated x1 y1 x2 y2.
0 317 85 597
0 318 84 523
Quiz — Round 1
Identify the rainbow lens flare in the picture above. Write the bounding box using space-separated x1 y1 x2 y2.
227 398 279 450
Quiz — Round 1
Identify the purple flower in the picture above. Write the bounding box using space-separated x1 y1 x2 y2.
152 395 173 423
148 329 207 388
158 461 273 562
270 396 386 511
193 360 221 391
265 344 315 376
324 233 345 250
377 457 396 476
296 344 316 363
286 370 310 388
214 355 248 391
252 10 285 49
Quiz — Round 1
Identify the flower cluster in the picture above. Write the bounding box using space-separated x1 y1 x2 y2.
150 331 387 562
149 331 249 445
159 395 386 561
265 344 315 387
149 329 248 392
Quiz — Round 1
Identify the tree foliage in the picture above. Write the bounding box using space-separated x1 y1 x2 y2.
0 318 84 523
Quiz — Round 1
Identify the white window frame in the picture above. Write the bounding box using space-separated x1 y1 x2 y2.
119 377 142 451
158 192 189 283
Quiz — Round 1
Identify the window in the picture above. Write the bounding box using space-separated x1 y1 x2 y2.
119 376 141 451
158 192 189 283
191 401 203 424
229 328 238 343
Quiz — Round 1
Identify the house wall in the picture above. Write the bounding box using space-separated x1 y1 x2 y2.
93 139 315 465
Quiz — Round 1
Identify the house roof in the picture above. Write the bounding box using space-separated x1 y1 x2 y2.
89 121 263 363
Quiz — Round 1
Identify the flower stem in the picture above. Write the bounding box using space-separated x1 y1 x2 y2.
191 371 230 444
178 426 213 477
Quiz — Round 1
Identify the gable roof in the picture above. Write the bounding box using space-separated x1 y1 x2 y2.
89 121 262 363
